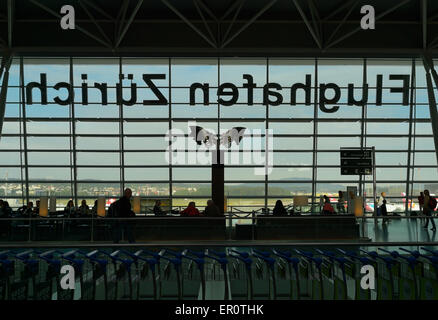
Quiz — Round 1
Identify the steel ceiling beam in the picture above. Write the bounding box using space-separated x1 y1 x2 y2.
80 0 115 21
28 0 112 48
221 0 277 48
0 53 12 138
193 0 217 47
160 0 217 48
325 0 359 47
7 0 14 48
222 0 245 46
78 0 113 46
292 0 322 49
326 0 413 49
115 0 144 48
423 0 427 49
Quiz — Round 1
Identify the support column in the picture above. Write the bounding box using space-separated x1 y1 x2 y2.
422 55 438 166
212 149 224 214
0 53 12 137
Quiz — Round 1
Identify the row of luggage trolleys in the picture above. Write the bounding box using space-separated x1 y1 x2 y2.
0 247 438 300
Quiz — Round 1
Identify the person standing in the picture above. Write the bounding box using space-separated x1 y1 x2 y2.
418 192 425 222
203 200 222 217
423 189 437 231
113 188 136 243
273 200 287 216
337 191 346 214
377 192 387 223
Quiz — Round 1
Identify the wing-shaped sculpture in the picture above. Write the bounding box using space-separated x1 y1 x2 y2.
220 127 246 148
189 126 217 148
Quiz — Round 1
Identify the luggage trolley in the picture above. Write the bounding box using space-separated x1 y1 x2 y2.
251 249 277 300
57 250 88 300
379 248 422 300
9 250 39 300
133 250 159 300
360 249 399 300
182 250 206 300
337 249 374 300
164 249 204 300
158 249 183 300
294 249 326 300
400 248 438 300
77 249 109 300
0 251 14 300
106 250 136 300
35 250 62 300
272 249 301 300
227 249 254 300
315 249 351 300
205 249 230 300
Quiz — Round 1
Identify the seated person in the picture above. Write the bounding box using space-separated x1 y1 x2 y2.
18 201 34 217
33 200 40 216
322 195 335 215
181 201 201 217
91 200 98 217
153 200 166 216
0 201 12 218
78 199 90 216
273 200 287 216
64 200 77 217
203 200 222 217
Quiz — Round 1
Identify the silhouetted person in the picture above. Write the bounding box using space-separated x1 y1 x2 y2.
181 202 200 217
204 200 222 217
337 191 346 214
153 200 165 216
423 189 437 231
1 201 12 218
91 200 98 217
113 188 136 243
377 192 387 220
418 192 425 222
322 195 335 215
19 201 34 217
381 199 388 224
273 200 287 216
33 200 40 216
64 200 76 217
79 200 90 216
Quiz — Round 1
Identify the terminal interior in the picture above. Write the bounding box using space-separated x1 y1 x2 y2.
1 0 438 301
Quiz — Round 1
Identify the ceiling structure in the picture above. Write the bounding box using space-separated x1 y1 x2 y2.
0 0 438 58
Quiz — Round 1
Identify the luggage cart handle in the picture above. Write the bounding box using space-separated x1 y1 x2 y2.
399 248 421 259
181 252 205 267
186 249 205 259
205 255 228 266
137 249 161 261
338 249 372 265
421 247 438 256
159 254 182 267
208 250 227 259
294 249 323 267
379 248 418 267
361 250 395 267
252 253 275 269
316 249 348 266
252 249 271 258
229 253 252 269
230 249 250 259
272 250 300 266
164 249 183 259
